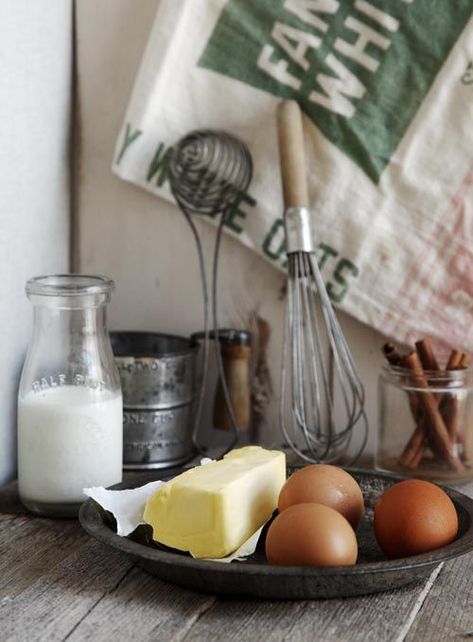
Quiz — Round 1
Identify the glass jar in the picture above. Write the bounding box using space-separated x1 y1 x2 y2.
17 274 123 517
377 364 473 483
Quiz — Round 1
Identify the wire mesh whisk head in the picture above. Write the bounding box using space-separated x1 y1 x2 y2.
280 250 368 464
169 130 253 217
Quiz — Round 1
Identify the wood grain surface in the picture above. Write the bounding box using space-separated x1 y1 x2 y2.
1 478 472 641
406 548 473 641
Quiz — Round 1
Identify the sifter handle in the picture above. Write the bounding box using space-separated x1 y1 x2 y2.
277 100 309 209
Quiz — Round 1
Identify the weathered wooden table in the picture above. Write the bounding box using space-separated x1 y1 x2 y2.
1 476 472 642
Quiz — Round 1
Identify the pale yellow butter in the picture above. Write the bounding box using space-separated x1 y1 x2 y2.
143 446 286 558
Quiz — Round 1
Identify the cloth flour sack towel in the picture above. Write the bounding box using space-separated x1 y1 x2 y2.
113 0 473 351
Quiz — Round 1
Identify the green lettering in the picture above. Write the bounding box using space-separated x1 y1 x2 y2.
224 191 256 234
271 21 322 70
327 258 359 303
316 243 338 270
147 143 173 186
262 218 286 261
116 124 142 165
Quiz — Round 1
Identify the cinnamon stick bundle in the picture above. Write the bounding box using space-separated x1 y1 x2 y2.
400 350 464 473
382 339 469 473
399 338 441 468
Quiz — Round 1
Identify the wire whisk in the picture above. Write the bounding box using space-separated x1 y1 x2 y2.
278 101 368 464
169 129 253 454
170 130 252 216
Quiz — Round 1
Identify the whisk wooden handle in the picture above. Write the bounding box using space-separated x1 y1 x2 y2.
277 100 309 209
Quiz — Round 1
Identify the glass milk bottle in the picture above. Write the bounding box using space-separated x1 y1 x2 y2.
18 275 123 517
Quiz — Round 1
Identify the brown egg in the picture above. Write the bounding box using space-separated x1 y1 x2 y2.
278 464 364 528
265 503 358 566
374 479 458 559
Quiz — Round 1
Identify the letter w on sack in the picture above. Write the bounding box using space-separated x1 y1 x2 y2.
309 54 366 117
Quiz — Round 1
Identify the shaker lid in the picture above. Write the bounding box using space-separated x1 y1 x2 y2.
191 329 252 347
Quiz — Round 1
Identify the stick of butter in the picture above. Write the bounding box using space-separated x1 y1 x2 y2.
143 446 286 559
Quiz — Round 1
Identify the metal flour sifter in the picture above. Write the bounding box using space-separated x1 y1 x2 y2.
277 100 368 464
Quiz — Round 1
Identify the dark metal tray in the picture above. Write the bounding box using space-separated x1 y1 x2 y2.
79 468 473 600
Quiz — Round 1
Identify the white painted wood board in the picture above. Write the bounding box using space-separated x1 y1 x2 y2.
0 1 72 484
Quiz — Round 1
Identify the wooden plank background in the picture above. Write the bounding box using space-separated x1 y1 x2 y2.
1 480 472 641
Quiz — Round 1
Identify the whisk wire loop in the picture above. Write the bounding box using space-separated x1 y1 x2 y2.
169 128 253 456
170 130 252 218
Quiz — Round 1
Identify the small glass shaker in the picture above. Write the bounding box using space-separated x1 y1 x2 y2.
17 275 123 517
377 363 473 483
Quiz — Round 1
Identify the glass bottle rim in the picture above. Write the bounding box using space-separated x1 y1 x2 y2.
26 274 115 298
381 362 472 383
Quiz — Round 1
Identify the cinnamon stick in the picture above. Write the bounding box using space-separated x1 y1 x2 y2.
399 345 465 468
398 338 440 467
446 350 463 370
441 352 469 449
415 338 440 371
399 411 429 469
382 342 421 424
382 343 402 367
460 353 470 368
382 343 424 468
401 427 426 469
401 351 464 472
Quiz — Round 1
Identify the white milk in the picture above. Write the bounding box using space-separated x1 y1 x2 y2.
18 386 123 504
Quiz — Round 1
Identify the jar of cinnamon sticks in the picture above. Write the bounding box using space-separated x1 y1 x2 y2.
377 339 473 482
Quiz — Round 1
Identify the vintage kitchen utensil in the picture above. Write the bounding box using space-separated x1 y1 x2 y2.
79 468 473 599
111 332 197 469
378 340 473 482
169 130 253 454
278 101 368 463
212 330 252 432
192 329 252 432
